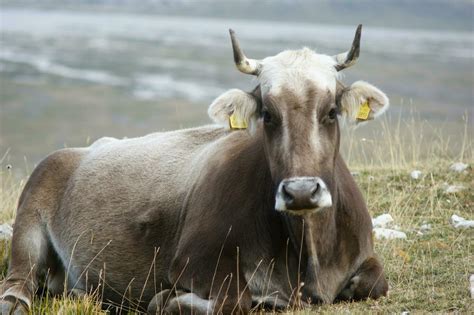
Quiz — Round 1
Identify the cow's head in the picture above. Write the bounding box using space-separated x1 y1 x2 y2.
209 25 389 215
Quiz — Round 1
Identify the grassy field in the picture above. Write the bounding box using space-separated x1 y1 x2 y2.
0 117 472 314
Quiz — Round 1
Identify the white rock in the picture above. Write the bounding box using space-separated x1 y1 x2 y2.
372 214 394 228
470 274 474 299
444 185 466 193
373 228 407 240
450 214 474 229
0 223 13 240
449 162 469 173
459 221 474 229
451 214 464 225
420 223 432 231
410 170 422 179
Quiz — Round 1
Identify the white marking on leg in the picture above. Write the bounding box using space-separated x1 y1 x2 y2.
170 293 214 314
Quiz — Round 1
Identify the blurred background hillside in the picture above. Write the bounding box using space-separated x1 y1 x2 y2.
1 0 473 175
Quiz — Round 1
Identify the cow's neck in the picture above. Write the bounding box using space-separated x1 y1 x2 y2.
281 178 344 303
229 131 351 302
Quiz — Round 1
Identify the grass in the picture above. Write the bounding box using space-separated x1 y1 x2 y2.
0 116 473 314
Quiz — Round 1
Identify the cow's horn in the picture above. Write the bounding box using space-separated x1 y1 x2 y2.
334 24 362 71
229 29 261 75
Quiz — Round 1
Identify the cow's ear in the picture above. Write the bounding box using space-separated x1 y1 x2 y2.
339 81 389 125
208 89 259 132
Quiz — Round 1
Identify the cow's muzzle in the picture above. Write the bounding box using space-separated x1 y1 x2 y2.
275 177 332 215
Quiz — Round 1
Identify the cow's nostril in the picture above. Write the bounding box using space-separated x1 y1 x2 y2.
282 184 294 203
311 183 320 198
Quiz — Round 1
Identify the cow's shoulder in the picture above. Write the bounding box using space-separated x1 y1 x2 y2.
173 129 273 244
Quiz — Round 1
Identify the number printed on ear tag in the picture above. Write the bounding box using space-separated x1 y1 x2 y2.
357 102 371 120
229 113 248 129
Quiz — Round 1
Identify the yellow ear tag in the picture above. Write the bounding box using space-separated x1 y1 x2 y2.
229 112 248 130
356 101 371 120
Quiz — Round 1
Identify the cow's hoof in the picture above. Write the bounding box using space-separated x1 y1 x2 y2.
147 289 179 314
148 289 190 314
300 287 324 305
337 276 360 301
0 295 29 315
147 289 169 314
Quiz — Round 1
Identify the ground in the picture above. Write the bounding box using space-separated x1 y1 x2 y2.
0 120 472 314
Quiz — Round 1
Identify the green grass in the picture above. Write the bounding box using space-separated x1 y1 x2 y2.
0 117 473 314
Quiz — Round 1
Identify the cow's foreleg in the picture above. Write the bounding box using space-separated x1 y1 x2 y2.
148 287 250 315
336 257 388 301
163 255 252 314
147 289 214 314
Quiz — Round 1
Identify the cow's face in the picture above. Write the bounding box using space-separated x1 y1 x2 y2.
208 26 389 215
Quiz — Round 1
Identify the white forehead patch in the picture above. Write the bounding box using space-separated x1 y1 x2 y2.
258 48 338 95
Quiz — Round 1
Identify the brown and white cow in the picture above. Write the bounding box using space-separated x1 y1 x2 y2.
0 25 389 314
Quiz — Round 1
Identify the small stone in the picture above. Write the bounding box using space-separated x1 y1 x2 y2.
0 223 13 240
450 214 474 229
444 185 466 193
372 214 394 228
449 162 469 173
410 170 422 179
368 175 375 181
373 228 407 240
420 223 431 231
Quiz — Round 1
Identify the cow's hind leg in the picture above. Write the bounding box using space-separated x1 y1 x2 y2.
0 218 52 314
1 150 82 314
336 257 388 301
0 189 65 313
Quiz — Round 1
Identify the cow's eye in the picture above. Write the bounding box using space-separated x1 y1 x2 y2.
263 110 272 124
328 108 338 121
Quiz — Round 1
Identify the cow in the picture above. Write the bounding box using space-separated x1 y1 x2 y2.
0 25 389 314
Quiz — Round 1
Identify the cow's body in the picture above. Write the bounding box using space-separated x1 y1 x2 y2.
1 26 389 314
0 125 381 313
42 126 227 304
